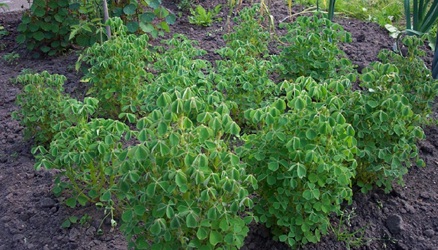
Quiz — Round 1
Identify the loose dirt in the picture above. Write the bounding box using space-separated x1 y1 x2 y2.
1 1 438 249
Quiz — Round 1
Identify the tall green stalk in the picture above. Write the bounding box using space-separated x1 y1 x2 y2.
404 0 438 34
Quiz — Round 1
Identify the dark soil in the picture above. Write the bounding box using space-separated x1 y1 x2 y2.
1 1 438 249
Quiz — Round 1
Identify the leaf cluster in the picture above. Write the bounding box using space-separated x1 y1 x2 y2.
275 15 355 82
110 0 176 37
344 62 426 193
238 77 357 246
16 0 81 57
188 4 222 27
119 88 254 249
12 71 97 145
215 5 275 127
77 18 154 118
378 35 438 123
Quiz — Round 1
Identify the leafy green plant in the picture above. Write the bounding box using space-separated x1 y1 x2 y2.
302 0 404 27
2 52 20 65
118 87 255 249
33 117 129 209
378 35 438 123
16 0 88 57
214 5 275 127
139 34 213 113
77 18 154 118
221 5 271 58
12 71 94 145
404 0 438 35
68 0 107 45
344 62 425 193
109 0 176 37
238 77 357 247
189 4 222 27
61 216 79 229
275 15 355 82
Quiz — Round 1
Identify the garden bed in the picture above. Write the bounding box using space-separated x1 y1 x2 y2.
1 1 438 249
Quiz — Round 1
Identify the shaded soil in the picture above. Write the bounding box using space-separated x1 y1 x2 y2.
1 1 438 249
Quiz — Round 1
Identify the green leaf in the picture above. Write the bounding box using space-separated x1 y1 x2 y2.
65 198 77 208
123 4 137 15
197 227 208 240
175 171 187 188
268 161 279 171
100 190 111 202
122 210 133 222
146 183 156 196
294 97 305 110
186 213 198 228
158 122 167 136
150 220 161 235
198 127 210 142
61 219 71 228
135 145 148 160
306 129 317 140
297 164 306 179
146 0 161 9
126 21 139 33
140 22 155 33
134 205 146 216
209 231 223 246
138 129 148 143
33 31 45 41
166 14 176 24
229 122 241 135
140 12 155 23
129 171 140 183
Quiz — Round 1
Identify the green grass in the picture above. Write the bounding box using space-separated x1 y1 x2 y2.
298 0 404 27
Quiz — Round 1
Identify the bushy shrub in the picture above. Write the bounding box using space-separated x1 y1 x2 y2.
378 35 438 124
33 117 130 209
118 88 255 249
77 18 154 118
215 5 275 127
344 62 425 193
275 15 355 81
139 34 213 113
16 0 175 56
238 77 357 247
16 0 80 57
12 71 97 145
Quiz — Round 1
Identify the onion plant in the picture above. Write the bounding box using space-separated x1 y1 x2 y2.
404 0 438 35
316 0 337 20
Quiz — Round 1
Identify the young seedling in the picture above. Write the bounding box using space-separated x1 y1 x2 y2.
188 4 222 27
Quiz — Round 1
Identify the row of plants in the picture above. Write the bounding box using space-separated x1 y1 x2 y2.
13 0 438 58
12 5 438 249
